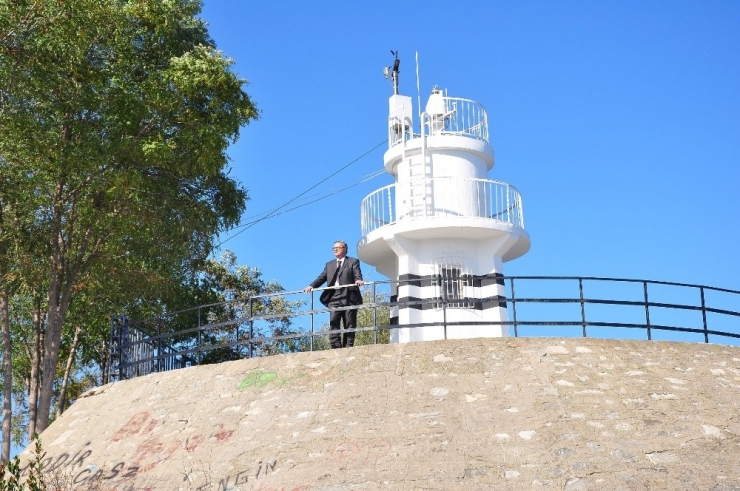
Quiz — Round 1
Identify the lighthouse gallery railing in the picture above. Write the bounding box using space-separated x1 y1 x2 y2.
389 96 489 147
361 178 524 236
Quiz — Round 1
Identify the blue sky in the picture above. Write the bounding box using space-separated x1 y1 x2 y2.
201 1 739 297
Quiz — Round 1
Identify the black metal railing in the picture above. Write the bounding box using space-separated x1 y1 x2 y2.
108 276 740 381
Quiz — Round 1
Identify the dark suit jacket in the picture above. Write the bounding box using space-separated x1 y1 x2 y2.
310 256 364 306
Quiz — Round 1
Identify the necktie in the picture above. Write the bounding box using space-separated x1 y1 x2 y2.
334 260 342 285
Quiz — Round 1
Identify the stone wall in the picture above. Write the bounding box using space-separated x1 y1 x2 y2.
23 337 740 490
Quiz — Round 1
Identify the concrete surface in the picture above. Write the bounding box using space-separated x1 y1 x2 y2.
22 337 740 490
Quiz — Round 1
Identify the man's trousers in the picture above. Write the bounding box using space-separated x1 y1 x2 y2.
328 303 358 348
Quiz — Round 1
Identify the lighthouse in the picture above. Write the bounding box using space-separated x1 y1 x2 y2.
357 55 530 342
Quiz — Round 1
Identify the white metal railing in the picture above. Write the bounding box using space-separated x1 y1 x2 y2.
427 97 488 142
388 123 420 148
361 183 396 234
389 96 488 148
360 178 524 236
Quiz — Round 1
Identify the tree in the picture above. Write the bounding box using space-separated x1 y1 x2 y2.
190 250 301 362
0 159 41 461
1 184 11 461
104 250 302 374
0 0 258 434
307 288 391 351
353 288 391 346
0 281 9 462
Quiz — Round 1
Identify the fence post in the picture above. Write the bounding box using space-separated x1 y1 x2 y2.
579 279 587 338
108 316 115 383
510 278 518 338
309 292 314 352
198 307 201 365
249 296 254 358
700 286 709 343
442 275 448 340
643 281 652 341
372 283 378 345
157 319 162 372
109 316 118 382
196 307 202 366
119 315 129 381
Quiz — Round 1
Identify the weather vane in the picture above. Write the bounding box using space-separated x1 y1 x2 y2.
383 50 400 95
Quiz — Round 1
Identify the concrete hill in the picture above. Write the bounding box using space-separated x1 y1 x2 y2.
24 337 740 490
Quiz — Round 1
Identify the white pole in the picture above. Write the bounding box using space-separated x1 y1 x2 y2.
416 51 421 131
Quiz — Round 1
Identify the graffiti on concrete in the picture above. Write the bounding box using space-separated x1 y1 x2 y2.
66 461 138 485
29 410 243 487
192 460 280 490
33 445 139 485
238 370 280 388
250 486 308 491
237 363 360 390
111 410 237 474
331 439 392 471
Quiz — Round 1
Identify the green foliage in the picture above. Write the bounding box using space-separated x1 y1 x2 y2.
354 288 391 346
0 0 259 434
308 288 391 349
0 456 23 491
181 250 303 363
0 435 46 491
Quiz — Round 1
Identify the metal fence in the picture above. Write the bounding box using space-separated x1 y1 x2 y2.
109 276 740 381
388 96 489 148
426 96 489 142
360 178 524 236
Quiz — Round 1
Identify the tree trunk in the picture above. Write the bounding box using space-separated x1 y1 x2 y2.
37 262 76 432
57 324 81 417
1 286 11 462
37 248 63 432
37 297 64 433
1 201 10 462
27 298 43 441
36 189 69 433
100 339 109 386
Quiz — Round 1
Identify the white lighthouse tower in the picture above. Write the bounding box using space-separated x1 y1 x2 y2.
357 55 530 342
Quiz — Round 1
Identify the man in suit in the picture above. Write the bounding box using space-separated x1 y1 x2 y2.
304 240 364 348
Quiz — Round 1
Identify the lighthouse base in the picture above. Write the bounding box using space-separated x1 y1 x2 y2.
360 234 521 344
391 318 510 343
389 271 510 343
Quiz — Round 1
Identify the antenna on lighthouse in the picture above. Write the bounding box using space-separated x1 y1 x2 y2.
383 50 400 95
